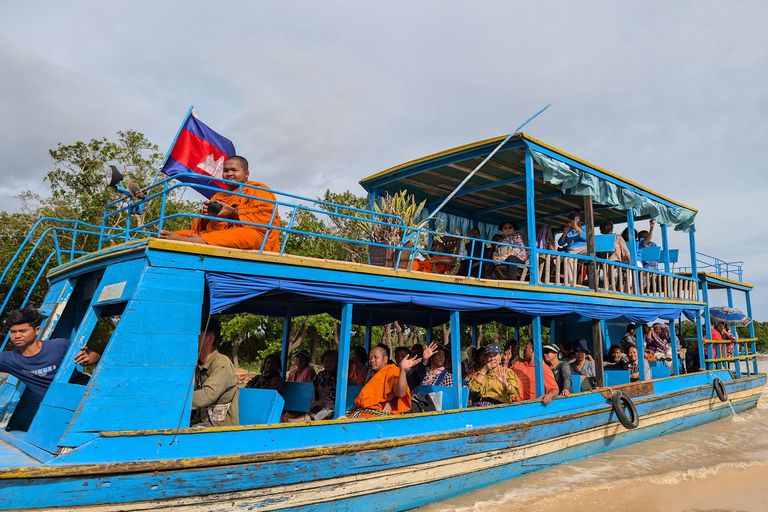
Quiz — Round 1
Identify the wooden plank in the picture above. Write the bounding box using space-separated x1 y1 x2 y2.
598 380 654 399
544 254 551 284
583 196 598 292
555 254 561 285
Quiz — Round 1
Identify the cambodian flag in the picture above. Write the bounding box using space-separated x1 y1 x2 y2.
160 110 236 198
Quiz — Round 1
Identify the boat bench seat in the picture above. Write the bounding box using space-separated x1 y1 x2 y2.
238 388 284 425
282 382 315 413
603 368 631 386
650 366 671 379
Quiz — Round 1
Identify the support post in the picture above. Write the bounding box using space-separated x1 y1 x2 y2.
524 149 539 285
661 224 671 273
532 316 545 397
471 319 479 348
627 209 640 294
583 196 598 292
426 316 433 346
364 311 373 353
695 310 706 371
280 310 292 377
669 319 680 376
637 324 647 382
689 231 700 301
746 290 758 374
334 303 354 418
593 319 605 387
726 287 740 377
701 279 713 370
449 311 464 408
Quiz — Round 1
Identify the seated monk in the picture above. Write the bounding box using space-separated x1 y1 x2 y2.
408 244 455 274
347 346 415 418
158 155 280 251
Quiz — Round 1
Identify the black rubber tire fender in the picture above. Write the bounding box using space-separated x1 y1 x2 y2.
713 377 728 402
611 391 639 429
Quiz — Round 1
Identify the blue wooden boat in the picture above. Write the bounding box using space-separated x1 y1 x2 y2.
0 133 761 511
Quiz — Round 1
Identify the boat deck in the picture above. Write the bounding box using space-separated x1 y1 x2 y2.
0 438 38 470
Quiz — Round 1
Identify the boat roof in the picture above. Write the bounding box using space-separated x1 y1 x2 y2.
360 133 697 228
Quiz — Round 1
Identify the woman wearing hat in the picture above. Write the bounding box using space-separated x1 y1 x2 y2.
467 343 522 406
569 339 595 391
287 348 317 383
492 221 528 280
542 343 572 396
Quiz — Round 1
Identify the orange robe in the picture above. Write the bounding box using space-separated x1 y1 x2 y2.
174 181 280 251
408 256 455 274
510 360 559 401
353 364 411 415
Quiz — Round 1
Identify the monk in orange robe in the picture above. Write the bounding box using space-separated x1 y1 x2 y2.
408 244 455 274
348 346 414 418
158 156 280 251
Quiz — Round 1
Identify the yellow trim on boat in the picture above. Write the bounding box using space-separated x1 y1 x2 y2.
676 272 753 289
361 133 696 212
146 240 705 307
47 241 149 278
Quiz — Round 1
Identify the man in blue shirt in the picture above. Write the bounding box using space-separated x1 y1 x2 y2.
0 308 101 400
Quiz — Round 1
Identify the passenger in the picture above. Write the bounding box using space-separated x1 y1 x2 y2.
604 345 628 368
712 321 736 357
647 323 673 368
286 349 316 383
465 345 488 381
394 346 410 367
685 340 701 373
637 220 658 269
307 350 338 421
420 346 453 386
347 346 413 418
641 325 657 361
244 353 283 392
625 346 651 382
468 343 522 406
158 155 281 251
619 324 637 355
502 338 519 367
348 346 372 386
457 228 493 278
493 220 529 280
408 244 455 274
598 220 631 264
511 341 559 404
461 346 478 376
569 339 596 391
406 342 436 391
0 308 101 400
192 317 239 427
410 344 424 360
542 343 572 396
558 209 588 286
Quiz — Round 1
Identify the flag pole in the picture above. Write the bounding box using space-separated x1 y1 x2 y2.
151 105 195 185
403 103 550 244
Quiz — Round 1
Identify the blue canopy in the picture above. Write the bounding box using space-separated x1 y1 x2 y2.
206 272 697 326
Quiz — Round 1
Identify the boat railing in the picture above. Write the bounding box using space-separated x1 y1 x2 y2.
0 218 128 348
700 337 759 376
677 251 744 282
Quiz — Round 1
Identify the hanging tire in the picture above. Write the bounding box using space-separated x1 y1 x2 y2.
713 378 728 402
612 391 639 429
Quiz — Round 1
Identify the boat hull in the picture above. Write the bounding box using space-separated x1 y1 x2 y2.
0 372 762 512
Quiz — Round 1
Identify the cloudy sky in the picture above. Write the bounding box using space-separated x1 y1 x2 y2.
1 1 766 318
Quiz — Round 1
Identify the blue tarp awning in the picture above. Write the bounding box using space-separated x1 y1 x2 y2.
206 272 698 326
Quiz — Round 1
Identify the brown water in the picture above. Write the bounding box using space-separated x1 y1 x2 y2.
419 361 768 512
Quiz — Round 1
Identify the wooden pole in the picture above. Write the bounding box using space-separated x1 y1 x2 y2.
592 319 605 387
583 196 598 292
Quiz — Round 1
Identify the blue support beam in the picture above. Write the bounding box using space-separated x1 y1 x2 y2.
471 319 479 348
364 312 373 353
695 313 706 371
524 149 539 286
637 323 647 382
280 310 292 377
701 280 713 370
626 209 640 294
669 319 679 376
746 290 758 374
661 224 671 273
449 311 463 408
334 303 354 418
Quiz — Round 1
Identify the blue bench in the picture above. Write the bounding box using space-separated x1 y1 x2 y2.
594 234 617 253
346 384 362 411
571 374 581 392
650 366 671 379
641 246 661 264
603 369 630 386
418 385 470 410
239 388 284 424
282 382 315 413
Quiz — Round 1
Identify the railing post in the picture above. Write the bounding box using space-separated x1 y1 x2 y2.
637 323 647 382
695 312 706 371
524 149 539 285
583 196 598 292
661 224 671 273
532 316 545 396
449 311 464 408
725 287 740 377
334 303 354 418
626 209 640 294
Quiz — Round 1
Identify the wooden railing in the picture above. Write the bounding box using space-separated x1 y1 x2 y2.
535 250 698 300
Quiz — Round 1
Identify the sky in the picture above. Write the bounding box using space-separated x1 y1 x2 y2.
1 1 766 318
